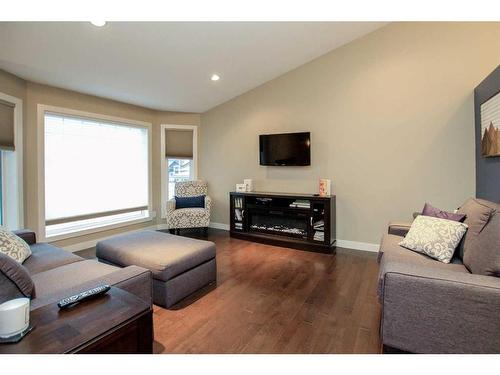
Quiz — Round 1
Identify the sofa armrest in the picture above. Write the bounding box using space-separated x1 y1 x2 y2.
387 222 412 237
381 261 500 353
13 229 37 245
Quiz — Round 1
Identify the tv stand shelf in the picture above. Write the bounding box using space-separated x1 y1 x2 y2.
230 191 336 254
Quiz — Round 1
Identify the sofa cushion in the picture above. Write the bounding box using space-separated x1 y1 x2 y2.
378 234 469 299
32 259 119 298
456 198 495 260
12 230 36 246
379 234 468 269
23 243 84 275
0 252 36 303
398 216 468 264
458 198 496 235
96 230 216 281
462 204 500 276
167 207 211 229
0 227 32 263
422 202 465 222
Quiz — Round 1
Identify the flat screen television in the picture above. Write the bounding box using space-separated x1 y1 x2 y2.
259 132 311 166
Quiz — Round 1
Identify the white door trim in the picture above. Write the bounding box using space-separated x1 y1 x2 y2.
160 124 198 219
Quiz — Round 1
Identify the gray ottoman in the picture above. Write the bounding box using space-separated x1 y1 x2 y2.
96 230 216 308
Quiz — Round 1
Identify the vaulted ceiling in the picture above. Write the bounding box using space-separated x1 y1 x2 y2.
0 22 386 112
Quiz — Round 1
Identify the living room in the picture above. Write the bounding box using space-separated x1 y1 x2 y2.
1 0 500 372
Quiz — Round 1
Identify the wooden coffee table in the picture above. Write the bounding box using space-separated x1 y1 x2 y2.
0 287 153 354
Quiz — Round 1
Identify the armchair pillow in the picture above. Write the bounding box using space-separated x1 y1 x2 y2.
175 195 206 209
399 215 468 264
0 227 32 263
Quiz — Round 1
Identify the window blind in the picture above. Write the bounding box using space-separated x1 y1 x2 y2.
0 99 15 151
44 113 149 225
165 129 193 158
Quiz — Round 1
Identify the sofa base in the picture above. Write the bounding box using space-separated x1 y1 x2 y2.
382 344 411 354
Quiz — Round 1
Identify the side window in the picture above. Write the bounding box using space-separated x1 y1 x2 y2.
167 158 193 200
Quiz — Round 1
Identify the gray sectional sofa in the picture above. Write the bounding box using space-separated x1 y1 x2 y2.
0 230 152 311
378 198 500 353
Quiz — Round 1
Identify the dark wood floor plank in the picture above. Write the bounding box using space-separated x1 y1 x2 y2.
82 228 381 353
151 229 382 353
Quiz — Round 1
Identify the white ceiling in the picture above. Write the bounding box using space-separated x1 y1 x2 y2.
0 22 386 113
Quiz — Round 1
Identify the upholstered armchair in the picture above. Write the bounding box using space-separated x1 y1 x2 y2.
166 180 212 234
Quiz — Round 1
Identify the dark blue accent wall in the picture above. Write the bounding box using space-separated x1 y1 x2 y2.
475 65 500 203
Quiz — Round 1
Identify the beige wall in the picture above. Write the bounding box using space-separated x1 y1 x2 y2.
2 22 500 248
0 69 26 101
200 22 500 244
0 70 200 248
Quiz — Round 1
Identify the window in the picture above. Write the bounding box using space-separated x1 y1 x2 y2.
160 124 197 216
0 94 23 230
43 110 151 238
167 158 194 200
0 148 22 229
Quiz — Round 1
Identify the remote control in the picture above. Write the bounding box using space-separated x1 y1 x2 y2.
58 284 111 309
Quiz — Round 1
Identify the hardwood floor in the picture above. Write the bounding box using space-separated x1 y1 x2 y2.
77 229 381 353
152 229 382 354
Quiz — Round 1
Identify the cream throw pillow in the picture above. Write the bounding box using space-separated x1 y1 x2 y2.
399 215 468 263
0 227 32 263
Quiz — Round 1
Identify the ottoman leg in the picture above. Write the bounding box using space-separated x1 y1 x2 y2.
203 227 208 237
169 229 175 234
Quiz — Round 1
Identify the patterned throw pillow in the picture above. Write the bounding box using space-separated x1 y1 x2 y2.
0 227 32 263
399 216 468 263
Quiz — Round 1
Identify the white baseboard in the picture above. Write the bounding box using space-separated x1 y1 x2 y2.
209 222 378 253
61 221 379 254
157 223 228 231
336 240 379 253
209 222 230 231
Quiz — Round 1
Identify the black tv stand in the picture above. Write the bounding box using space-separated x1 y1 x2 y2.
229 191 336 254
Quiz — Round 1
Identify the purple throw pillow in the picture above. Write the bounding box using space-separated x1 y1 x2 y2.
421 202 466 222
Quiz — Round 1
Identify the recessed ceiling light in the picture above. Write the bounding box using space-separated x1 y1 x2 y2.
211 74 220 82
90 21 106 27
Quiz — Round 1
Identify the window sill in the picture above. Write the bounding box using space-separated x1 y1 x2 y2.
44 215 154 243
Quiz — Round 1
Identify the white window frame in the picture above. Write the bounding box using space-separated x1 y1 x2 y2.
160 124 198 219
0 92 23 230
37 104 153 242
